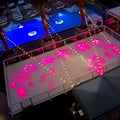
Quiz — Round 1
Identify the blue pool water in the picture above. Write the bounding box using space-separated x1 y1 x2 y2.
2 7 102 50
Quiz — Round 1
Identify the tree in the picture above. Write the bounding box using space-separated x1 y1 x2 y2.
0 27 9 51
78 0 86 28
33 0 50 42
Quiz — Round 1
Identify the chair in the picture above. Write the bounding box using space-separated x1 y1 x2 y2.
23 3 32 10
7 2 15 8
17 0 25 5
0 16 8 27
26 9 38 18
10 7 24 22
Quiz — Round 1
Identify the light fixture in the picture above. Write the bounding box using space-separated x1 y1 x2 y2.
28 31 37 36
18 24 23 28
55 20 64 24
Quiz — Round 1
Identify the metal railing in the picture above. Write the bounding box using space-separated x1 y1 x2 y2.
3 26 104 66
6 59 120 116
3 25 120 115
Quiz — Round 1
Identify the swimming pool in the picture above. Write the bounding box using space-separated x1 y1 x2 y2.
3 6 102 49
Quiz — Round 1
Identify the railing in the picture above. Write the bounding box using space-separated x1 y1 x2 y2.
104 25 120 41
4 58 119 116
4 26 104 66
3 25 120 115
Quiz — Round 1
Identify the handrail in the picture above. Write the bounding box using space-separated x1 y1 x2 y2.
104 25 120 40
4 27 98 65
4 25 120 66
8 60 120 115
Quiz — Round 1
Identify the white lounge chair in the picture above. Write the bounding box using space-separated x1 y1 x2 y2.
7 2 15 8
0 16 8 27
26 9 38 18
18 0 25 5
23 3 32 10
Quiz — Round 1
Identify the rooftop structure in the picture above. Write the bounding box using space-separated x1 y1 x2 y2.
0 1 120 120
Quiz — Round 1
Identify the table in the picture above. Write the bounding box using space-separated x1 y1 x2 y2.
72 67 120 120
106 6 120 32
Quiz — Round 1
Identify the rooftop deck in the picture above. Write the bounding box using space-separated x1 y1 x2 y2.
3 26 120 115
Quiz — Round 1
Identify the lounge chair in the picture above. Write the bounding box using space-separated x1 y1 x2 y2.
7 2 16 8
17 0 25 6
23 3 33 10
26 9 38 18
0 16 8 27
9 7 24 22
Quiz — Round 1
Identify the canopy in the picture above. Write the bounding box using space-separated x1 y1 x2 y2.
106 6 120 32
106 6 120 20
72 67 120 120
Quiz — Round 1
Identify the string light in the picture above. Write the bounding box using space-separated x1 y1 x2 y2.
6 6 120 98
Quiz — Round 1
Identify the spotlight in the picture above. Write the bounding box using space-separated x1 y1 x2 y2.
55 20 64 24
18 24 23 28
28 31 37 36
58 12 63 17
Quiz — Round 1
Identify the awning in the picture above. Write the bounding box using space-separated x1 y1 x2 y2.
72 67 120 120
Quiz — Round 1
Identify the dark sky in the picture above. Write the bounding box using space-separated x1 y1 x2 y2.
99 0 120 7
0 0 119 7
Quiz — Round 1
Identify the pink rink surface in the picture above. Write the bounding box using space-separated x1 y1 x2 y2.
4 31 120 113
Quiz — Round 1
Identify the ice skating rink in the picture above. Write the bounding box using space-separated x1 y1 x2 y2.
3 31 120 114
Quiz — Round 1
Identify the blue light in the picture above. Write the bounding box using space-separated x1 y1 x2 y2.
58 12 63 17
28 31 37 36
18 24 23 28
55 20 64 24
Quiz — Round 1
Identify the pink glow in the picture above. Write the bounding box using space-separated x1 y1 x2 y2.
96 67 105 75
49 68 56 76
109 43 116 49
13 75 17 79
28 81 34 87
70 36 76 41
87 53 97 64
30 64 38 70
16 86 28 99
91 53 97 60
92 39 102 47
87 53 105 75
24 74 30 79
104 52 113 59
18 79 25 84
94 62 102 70
56 49 72 60
9 81 16 88
18 72 23 77
88 65 93 71
98 57 106 64
39 74 47 84
47 80 55 90
87 58 93 63
103 42 109 50
75 42 90 52
23 64 38 73
40 57 56 64
112 49 120 55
